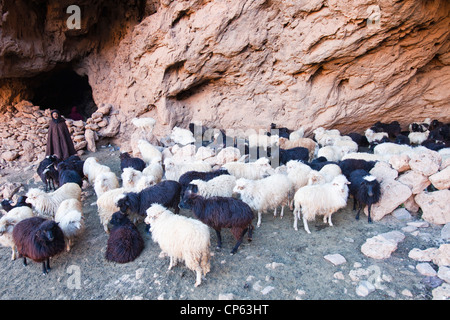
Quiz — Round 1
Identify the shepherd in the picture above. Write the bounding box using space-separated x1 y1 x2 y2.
45 109 77 160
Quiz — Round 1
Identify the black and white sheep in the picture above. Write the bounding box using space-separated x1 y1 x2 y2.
105 211 144 264
348 169 381 223
12 217 65 274
37 155 59 191
116 180 182 217
1 196 32 213
179 188 254 254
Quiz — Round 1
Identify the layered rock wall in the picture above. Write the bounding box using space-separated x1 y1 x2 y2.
1 0 449 144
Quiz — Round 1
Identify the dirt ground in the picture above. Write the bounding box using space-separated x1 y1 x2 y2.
0 144 445 301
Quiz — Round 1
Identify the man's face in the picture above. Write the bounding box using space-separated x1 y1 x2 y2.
52 112 59 119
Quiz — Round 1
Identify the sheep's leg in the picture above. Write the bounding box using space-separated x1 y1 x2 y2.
327 214 333 227
293 207 299 231
231 228 249 255
273 207 277 218
256 211 262 228
247 224 254 242
42 262 48 275
355 202 361 220
22 257 27 267
11 246 16 261
168 256 175 270
303 215 311 234
352 197 357 211
215 230 222 250
367 204 373 224
280 205 285 219
194 268 203 287
46 258 51 272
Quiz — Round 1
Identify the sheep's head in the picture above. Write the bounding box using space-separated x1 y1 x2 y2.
179 188 196 209
36 220 61 243
114 194 129 213
361 175 381 202
331 175 350 196
232 178 248 195
25 188 44 204
110 211 130 227
145 204 167 225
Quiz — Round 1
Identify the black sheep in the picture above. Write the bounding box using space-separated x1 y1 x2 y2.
279 147 309 165
57 155 84 178
37 155 59 191
348 169 381 223
1 196 32 213
269 123 291 139
116 180 181 216
371 121 401 138
179 188 254 254
307 158 339 171
119 152 146 172
105 211 144 264
178 169 230 197
12 217 65 274
394 134 410 145
58 169 83 188
347 132 369 148
338 159 377 180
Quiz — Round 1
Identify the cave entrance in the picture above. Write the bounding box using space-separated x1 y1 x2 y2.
28 65 97 121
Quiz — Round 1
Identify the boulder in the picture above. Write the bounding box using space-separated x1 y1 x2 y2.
429 166 450 190
409 149 441 176
361 231 405 259
415 190 450 225
369 161 398 182
389 154 411 173
364 179 412 221
396 170 430 194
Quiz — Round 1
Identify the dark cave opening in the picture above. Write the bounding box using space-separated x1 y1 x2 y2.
28 65 97 121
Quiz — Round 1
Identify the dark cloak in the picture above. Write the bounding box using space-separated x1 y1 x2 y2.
45 110 77 160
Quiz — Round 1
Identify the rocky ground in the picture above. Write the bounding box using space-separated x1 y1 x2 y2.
0 144 448 301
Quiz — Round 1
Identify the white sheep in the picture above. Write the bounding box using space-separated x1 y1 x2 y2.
189 175 237 198
364 128 388 144
25 183 82 219
170 126 196 145
131 117 156 133
142 160 164 184
248 133 279 150
0 206 34 260
285 160 313 196
293 174 350 234
83 157 113 184
233 174 293 227
317 145 346 162
214 147 242 166
313 127 342 146
121 167 144 190
373 142 413 161
408 131 429 145
164 158 212 181
341 152 385 162
222 157 275 180
306 164 342 186
289 127 305 141
96 187 126 233
145 204 211 287
54 198 84 252
138 139 163 164
94 171 120 197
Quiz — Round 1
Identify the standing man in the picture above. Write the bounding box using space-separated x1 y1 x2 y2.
45 109 77 160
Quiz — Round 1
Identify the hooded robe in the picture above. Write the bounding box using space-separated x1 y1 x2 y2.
45 110 77 160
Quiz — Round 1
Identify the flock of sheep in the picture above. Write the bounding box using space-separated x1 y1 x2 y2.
0 116 449 287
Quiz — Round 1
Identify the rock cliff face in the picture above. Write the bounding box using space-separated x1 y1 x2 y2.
1 0 449 142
